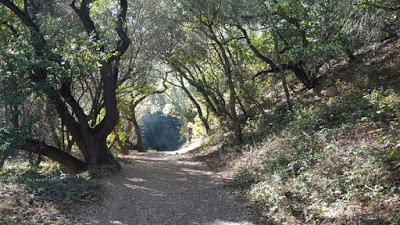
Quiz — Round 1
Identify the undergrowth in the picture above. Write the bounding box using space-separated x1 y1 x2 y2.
223 43 400 224
0 161 102 205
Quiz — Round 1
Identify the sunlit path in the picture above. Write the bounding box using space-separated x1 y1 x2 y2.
79 153 265 225
165 138 205 155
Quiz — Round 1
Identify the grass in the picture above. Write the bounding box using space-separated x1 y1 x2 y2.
240 119 399 224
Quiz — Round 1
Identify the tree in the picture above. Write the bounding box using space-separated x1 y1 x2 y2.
114 78 168 154
165 71 211 135
163 0 248 142
0 0 130 173
1 0 396 172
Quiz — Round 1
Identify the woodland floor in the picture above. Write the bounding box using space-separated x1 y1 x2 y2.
75 153 265 225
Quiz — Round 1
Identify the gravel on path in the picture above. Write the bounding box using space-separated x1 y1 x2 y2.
78 153 265 225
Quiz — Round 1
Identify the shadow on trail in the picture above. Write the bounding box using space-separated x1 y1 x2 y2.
82 153 266 225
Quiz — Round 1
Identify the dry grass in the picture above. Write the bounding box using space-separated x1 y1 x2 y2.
0 183 74 225
0 162 103 225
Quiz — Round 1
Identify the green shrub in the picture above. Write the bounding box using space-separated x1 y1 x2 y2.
288 93 393 133
233 169 257 190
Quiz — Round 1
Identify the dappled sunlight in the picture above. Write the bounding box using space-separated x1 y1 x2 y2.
123 183 166 197
2 0 396 224
179 168 215 177
78 154 262 225
105 220 257 225
165 138 205 155
127 177 146 183
175 160 202 166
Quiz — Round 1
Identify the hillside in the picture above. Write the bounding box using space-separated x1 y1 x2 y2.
192 38 400 225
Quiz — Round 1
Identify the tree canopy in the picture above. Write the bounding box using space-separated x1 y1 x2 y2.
0 0 398 172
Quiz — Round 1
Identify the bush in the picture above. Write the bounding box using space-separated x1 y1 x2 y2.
228 86 400 224
233 169 257 190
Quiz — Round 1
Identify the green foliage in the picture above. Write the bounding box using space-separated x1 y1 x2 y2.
225 59 400 224
1 0 400 223
0 129 26 158
233 169 257 190
236 125 400 224
289 92 396 133
187 116 207 139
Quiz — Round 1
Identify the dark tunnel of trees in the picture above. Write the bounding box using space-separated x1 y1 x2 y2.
141 112 185 151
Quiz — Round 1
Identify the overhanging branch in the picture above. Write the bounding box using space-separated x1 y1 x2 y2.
20 139 87 173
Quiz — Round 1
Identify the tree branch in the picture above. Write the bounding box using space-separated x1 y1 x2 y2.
70 0 100 41
235 24 279 72
60 81 89 125
21 139 87 173
253 69 275 80
0 0 39 32
114 0 130 57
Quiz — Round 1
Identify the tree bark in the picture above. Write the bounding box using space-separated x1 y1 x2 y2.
279 71 292 111
129 96 147 152
237 24 316 90
208 25 243 143
21 139 87 174
1 0 130 172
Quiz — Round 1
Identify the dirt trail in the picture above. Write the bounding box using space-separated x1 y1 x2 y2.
78 153 264 225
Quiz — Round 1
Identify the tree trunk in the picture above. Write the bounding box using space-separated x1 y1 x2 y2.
200 116 211 135
222 51 243 143
178 75 211 135
288 63 315 89
227 81 243 143
346 49 358 63
21 139 87 174
115 132 130 155
1 0 130 173
82 133 118 166
279 71 292 111
66 137 74 154
230 99 243 143
207 24 243 143
131 111 145 152
126 96 148 153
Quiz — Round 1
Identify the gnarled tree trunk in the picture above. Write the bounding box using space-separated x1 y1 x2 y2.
1 0 130 172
